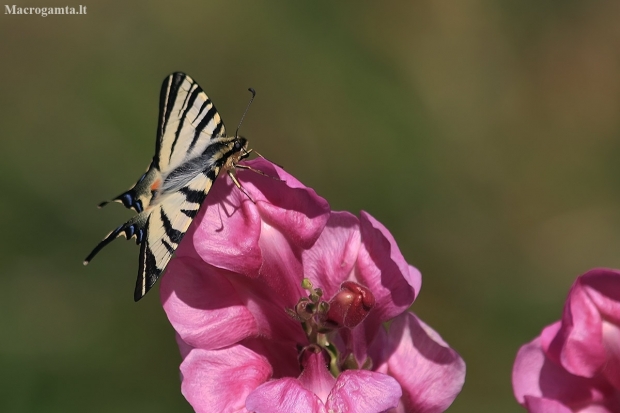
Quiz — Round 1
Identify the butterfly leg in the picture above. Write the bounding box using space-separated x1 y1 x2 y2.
254 151 284 169
227 170 256 203
235 164 283 182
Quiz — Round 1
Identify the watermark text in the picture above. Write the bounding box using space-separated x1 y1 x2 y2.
5 5 87 17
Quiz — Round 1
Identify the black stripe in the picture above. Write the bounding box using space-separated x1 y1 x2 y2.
134 218 161 301
189 105 218 152
160 208 183 244
181 208 198 218
143 247 161 295
212 121 224 138
169 85 202 162
179 186 206 204
161 239 175 255
154 76 171 168
194 99 210 123
179 82 194 118
155 73 185 169
164 73 185 133
205 168 217 181
84 224 123 263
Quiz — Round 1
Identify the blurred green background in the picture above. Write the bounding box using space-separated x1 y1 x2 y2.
2 1 620 412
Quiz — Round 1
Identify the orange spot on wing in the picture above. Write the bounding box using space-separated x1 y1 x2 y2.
151 179 161 191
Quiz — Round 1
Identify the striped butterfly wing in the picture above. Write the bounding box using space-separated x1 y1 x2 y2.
98 73 226 213
85 72 230 301
136 170 217 300
156 72 226 172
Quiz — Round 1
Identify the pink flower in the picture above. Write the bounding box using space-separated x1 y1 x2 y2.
512 268 620 413
161 158 466 413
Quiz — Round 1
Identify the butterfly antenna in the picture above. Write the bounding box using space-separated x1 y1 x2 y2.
235 88 256 139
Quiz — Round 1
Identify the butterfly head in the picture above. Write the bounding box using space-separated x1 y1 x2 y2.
227 137 252 169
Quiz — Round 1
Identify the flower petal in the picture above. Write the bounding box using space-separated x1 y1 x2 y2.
302 211 362 298
326 370 402 413
297 351 336 404
356 211 418 325
243 337 302 380
181 172 263 277
385 312 465 413
544 270 608 378
161 257 307 349
522 396 573 413
580 268 620 388
245 378 327 413
240 159 331 250
255 221 307 306
180 344 272 413
182 159 330 284
161 258 258 349
513 331 617 411
236 159 331 305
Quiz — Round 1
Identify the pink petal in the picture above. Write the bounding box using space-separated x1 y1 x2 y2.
180 344 272 413
161 257 307 349
181 171 263 278
245 378 327 413
522 396 573 413
579 269 620 388
297 351 336 403
545 271 607 378
512 333 616 410
161 258 257 349
243 337 302 380
232 159 331 305
240 159 331 250
176 333 193 360
385 312 465 413
255 220 307 306
580 268 620 325
182 159 330 287
601 320 620 389
356 211 418 327
325 370 402 413
302 211 362 298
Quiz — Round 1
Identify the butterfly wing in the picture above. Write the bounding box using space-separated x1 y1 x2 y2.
86 72 231 300
155 72 227 172
134 169 218 300
97 72 227 212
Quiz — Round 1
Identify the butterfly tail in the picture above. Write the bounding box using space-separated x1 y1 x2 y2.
83 214 148 265
98 188 145 213
133 217 162 302
97 166 160 213
134 245 160 302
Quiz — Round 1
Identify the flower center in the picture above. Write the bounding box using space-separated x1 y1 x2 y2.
286 278 376 376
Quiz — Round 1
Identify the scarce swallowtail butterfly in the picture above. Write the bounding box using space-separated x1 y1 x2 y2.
84 72 256 301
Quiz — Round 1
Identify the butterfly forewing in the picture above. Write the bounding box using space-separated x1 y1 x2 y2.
156 73 226 172
85 72 244 301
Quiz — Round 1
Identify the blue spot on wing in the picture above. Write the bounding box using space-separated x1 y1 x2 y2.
125 224 135 239
121 193 134 208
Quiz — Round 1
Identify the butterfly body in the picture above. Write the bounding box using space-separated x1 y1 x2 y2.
85 73 251 301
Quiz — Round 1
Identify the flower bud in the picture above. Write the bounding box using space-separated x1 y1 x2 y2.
325 281 375 328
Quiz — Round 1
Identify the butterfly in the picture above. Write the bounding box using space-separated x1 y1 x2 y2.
84 72 257 301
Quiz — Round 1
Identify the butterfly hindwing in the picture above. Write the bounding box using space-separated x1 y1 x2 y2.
97 165 161 213
134 170 216 300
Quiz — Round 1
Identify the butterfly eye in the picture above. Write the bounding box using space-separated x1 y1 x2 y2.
234 140 242 151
